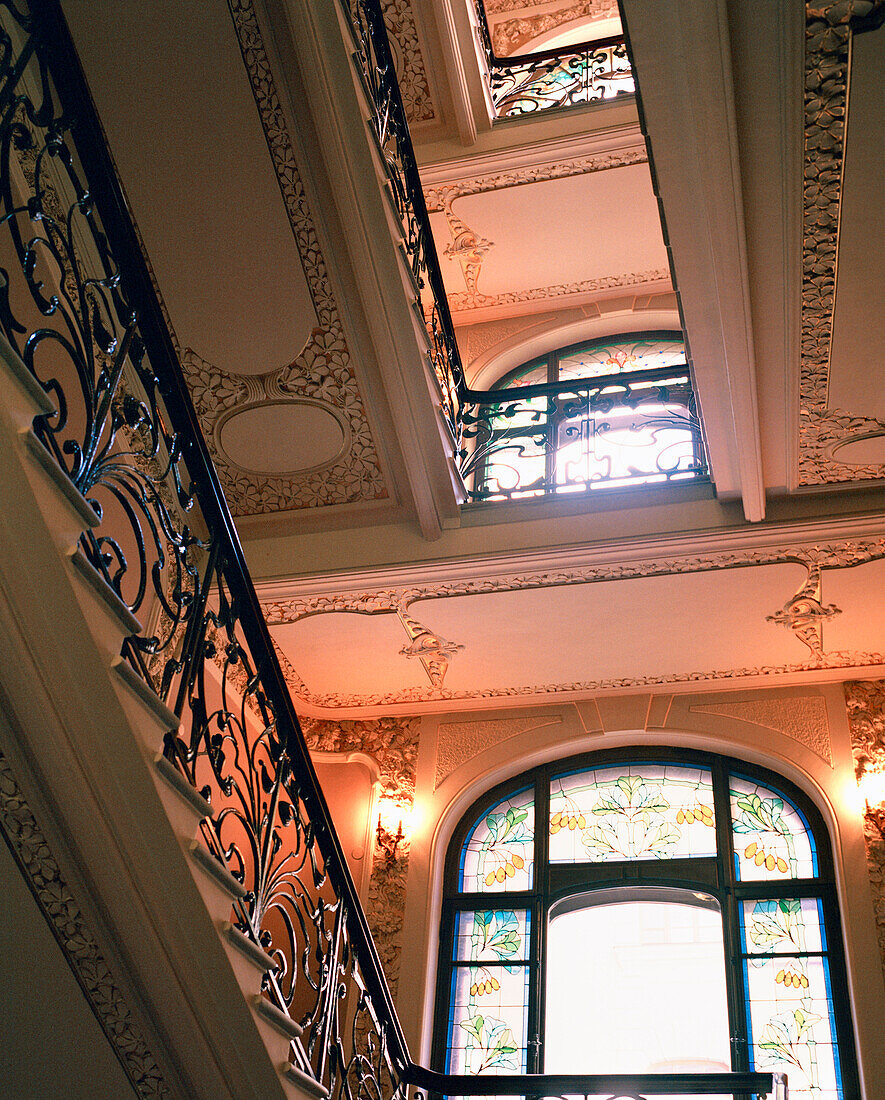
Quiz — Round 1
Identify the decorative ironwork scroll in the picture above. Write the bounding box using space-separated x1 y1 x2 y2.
473 2 633 117
460 368 706 501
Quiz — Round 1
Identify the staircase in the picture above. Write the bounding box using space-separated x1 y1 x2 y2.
0 332 326 1097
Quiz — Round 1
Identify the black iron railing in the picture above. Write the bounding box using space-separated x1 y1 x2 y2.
341 0 466 447
472 0 633 116
0 1 776 1098
461 366 706 501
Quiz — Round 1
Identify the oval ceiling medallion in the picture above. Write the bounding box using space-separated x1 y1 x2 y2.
217 400 348 475
830 431 885 468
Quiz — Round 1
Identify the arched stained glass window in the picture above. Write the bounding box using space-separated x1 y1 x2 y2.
460 332 707 502
434 749 859 1099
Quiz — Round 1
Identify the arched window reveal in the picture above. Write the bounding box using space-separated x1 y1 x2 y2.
434 751 859 1099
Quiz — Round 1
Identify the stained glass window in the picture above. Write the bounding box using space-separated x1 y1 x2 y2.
446 910 532 1078
549 763 717 863
459 786 534 893
462 332 706 502
435 751 857 1097
740 898 840 1100
730 775 817 881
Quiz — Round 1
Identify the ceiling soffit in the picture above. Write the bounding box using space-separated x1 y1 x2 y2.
799 0 885 486
423 142 670 321
262 529 885 715
183 0 388 515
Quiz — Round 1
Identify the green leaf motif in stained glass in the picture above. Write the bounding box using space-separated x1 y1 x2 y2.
472 911 522 963
757 1008 823 1070
458 1014 519 1075
748 899 805 952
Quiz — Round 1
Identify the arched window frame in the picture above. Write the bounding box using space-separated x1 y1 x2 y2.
461 331 708 502
431 746 860 1098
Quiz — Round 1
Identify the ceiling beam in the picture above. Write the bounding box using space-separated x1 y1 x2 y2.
622 0 767 522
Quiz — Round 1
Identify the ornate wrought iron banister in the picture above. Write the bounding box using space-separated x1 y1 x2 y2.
0 2 774 1098
340 0 466 446
471 0 633 116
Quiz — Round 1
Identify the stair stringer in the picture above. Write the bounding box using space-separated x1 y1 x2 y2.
0 337 322 1098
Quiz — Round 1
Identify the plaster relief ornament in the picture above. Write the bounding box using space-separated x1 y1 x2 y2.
799 0 885 485
766 564 841 657
396 605 463 687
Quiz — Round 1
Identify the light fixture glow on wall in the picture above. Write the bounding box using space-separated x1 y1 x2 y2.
858 767 885 839
376 797 413 864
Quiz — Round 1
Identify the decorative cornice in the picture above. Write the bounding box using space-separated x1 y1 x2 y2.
188 0 387 515
0 749 170 1097
446 267 671 313
799 1 885 485
263 537 885 623
275 646 885 712
423 149 648 211
265 536 885 710
381 0 437 123
689 697 833 766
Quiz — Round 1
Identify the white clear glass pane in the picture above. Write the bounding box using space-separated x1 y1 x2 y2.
460 788 534 893
549 764 717 863
745 955 839 1099
544 899 731 1073
730 776 816 880
454 909 531 963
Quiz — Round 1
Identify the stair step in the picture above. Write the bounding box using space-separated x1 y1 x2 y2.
19 427 101 548
253 995 303 1041
0 329 55 425
188 841 247 902
67 546 142 656
153 753 212 837
110 656 180 753
283 1063 330 1099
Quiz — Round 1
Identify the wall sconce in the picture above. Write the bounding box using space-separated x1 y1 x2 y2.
376 798 412 865
858 768 885 839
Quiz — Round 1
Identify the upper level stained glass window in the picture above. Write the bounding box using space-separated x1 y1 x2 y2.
460 332 707 502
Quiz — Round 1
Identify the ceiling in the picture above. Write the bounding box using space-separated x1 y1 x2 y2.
62 0 885 717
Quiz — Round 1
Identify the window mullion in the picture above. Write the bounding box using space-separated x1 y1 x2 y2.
713 759 751 1072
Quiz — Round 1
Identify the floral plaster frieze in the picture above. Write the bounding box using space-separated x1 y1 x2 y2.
0 750 170 1097
381 0 437 123
844 680 885 976
302 716 418 997
799 1 885 485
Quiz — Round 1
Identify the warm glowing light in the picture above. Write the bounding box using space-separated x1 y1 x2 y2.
859 769 885 809
377 797 413 839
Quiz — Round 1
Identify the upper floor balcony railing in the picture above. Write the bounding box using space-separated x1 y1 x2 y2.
472 1 634 117
0 0 766 1096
